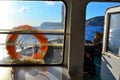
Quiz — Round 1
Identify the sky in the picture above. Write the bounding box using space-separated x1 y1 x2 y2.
86 2 120 20
1 1 120 28
0 1 63 29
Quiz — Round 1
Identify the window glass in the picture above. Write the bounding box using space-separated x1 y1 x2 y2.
86 2 120 43
108 13 120 55
0 1 66 65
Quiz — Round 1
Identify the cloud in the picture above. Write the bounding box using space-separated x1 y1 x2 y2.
18 7 29 13
45 1 56 5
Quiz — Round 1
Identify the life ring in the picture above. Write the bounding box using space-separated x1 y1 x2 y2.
6 25 48 59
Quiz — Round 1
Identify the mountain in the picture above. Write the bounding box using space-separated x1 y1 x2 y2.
38 22 63 41
39 16 104 29
86 16 104 27
39 22 63 30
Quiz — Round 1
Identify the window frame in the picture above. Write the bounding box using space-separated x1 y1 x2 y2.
103 6 120 57
107 12 120 56
0 0 68 66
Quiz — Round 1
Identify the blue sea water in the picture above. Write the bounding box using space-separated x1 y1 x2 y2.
37 22 104 42
40 25 104 41
39 22 103 42
85 26 103 42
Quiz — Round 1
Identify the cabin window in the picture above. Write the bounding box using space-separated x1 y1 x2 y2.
0 1 66 65
85 2 120 79
108 13 120 55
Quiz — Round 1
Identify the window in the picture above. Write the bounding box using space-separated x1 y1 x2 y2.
85 2 120 79
86 2 120 42
0 1 66 65
108 13 120 55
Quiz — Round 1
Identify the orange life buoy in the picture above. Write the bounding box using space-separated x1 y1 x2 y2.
6 25 48 59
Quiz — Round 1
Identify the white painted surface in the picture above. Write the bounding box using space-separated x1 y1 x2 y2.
0 67 12 80
101 55 120 80
101 6 120 80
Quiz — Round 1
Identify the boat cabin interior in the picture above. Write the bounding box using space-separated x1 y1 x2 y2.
0 0 120 80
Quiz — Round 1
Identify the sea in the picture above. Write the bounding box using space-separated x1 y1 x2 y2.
85 26 103 42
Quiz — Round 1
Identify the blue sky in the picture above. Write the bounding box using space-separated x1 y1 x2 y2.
0 1 63 29
1 1 120 28
86 2 120 20
13 1 63 25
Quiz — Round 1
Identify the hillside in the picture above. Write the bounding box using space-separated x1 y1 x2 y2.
39 22 63 30
86 16 104 27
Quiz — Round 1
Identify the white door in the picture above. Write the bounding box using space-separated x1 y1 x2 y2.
101 6 120 80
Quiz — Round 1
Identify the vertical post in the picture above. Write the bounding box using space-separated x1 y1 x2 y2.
68 0 87 80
